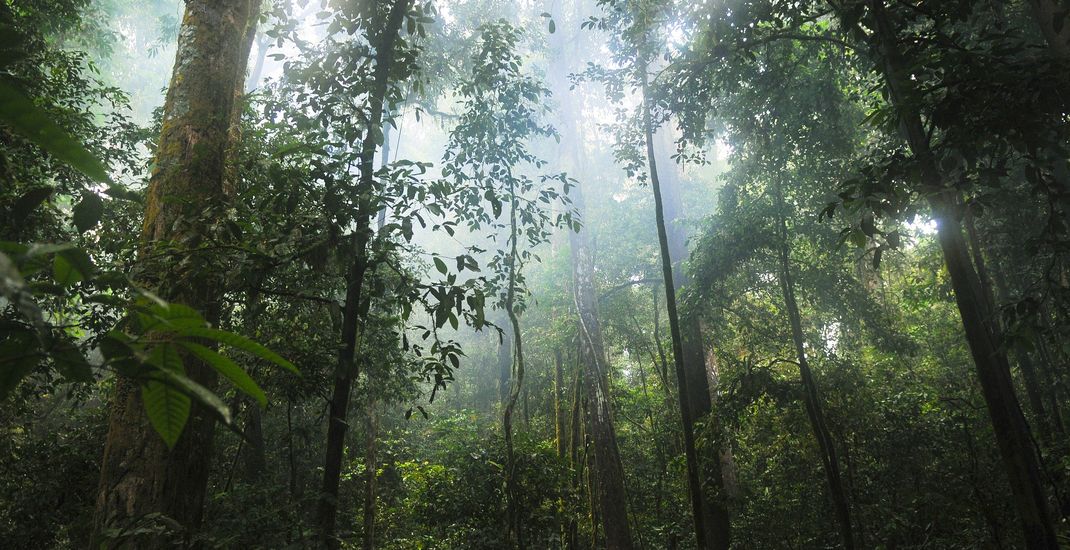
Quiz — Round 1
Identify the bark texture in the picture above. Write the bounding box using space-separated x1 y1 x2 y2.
570 180 634 550
91 1 258 546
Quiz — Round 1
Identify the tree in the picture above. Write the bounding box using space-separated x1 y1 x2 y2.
847 2 1058 545
92 1 260 545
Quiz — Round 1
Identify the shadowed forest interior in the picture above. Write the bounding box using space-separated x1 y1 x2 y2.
3 0 1070 548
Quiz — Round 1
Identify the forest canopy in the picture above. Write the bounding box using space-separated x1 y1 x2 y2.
1 0 1069 548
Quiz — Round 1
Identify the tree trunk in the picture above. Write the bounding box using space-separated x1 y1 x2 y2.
864 2 1058 546
567 361 582 550
640 68 728 550
964 209 1057 448
316 2 412 546
774 179 854 549
570 179 634 550
656 128 733 542
555 348 566 459
503 173 529 548
497 312 514 405
91 2 258 546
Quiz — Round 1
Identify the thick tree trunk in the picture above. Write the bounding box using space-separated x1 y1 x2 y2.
570 180 634 550
865 2 1058 546
964 210 1057 447
91 2 258 546
774 181 854 549
316 2 412 546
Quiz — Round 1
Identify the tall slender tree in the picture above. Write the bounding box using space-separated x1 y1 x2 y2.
316 1 415 547
850 1 1059 546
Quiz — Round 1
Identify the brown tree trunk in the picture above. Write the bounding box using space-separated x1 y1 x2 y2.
91 2 258 546
641 68 728 550
497 312 514 405
316 2 412 546
774 179 855 549
864 2 1058 546
656 128 733 543
570 180 634 550
964 210 1056 447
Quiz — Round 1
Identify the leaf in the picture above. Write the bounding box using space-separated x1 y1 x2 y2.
143 343 234 446
72 192 104 233
548 19 556 34
142 377 190 448
143 345 191 448
178 342 267 407
52 254 83 286
860 214 875 237
177 326 298 375
0 80 111 183
12 187 53 222
0 331 40 398
50 335 92 383
434 256 448 275
0 250 46 334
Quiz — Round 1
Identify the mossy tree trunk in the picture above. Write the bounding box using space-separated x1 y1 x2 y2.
91 1 259 546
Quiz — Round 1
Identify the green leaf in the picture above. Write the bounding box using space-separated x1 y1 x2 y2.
434 256 448 275
137 301 206 332
143 345 191 448
142 343 234 446
12 187 53 223
52 254 83 286
177 327 298 375
142 378 190 448
50 335 92 383
0 80 111 183
0 331 40 398
52 247 93 287
72 192 104 233
178 341 267 407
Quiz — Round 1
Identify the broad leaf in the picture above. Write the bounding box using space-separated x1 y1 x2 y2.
178 341 267 407
178 326 298 375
